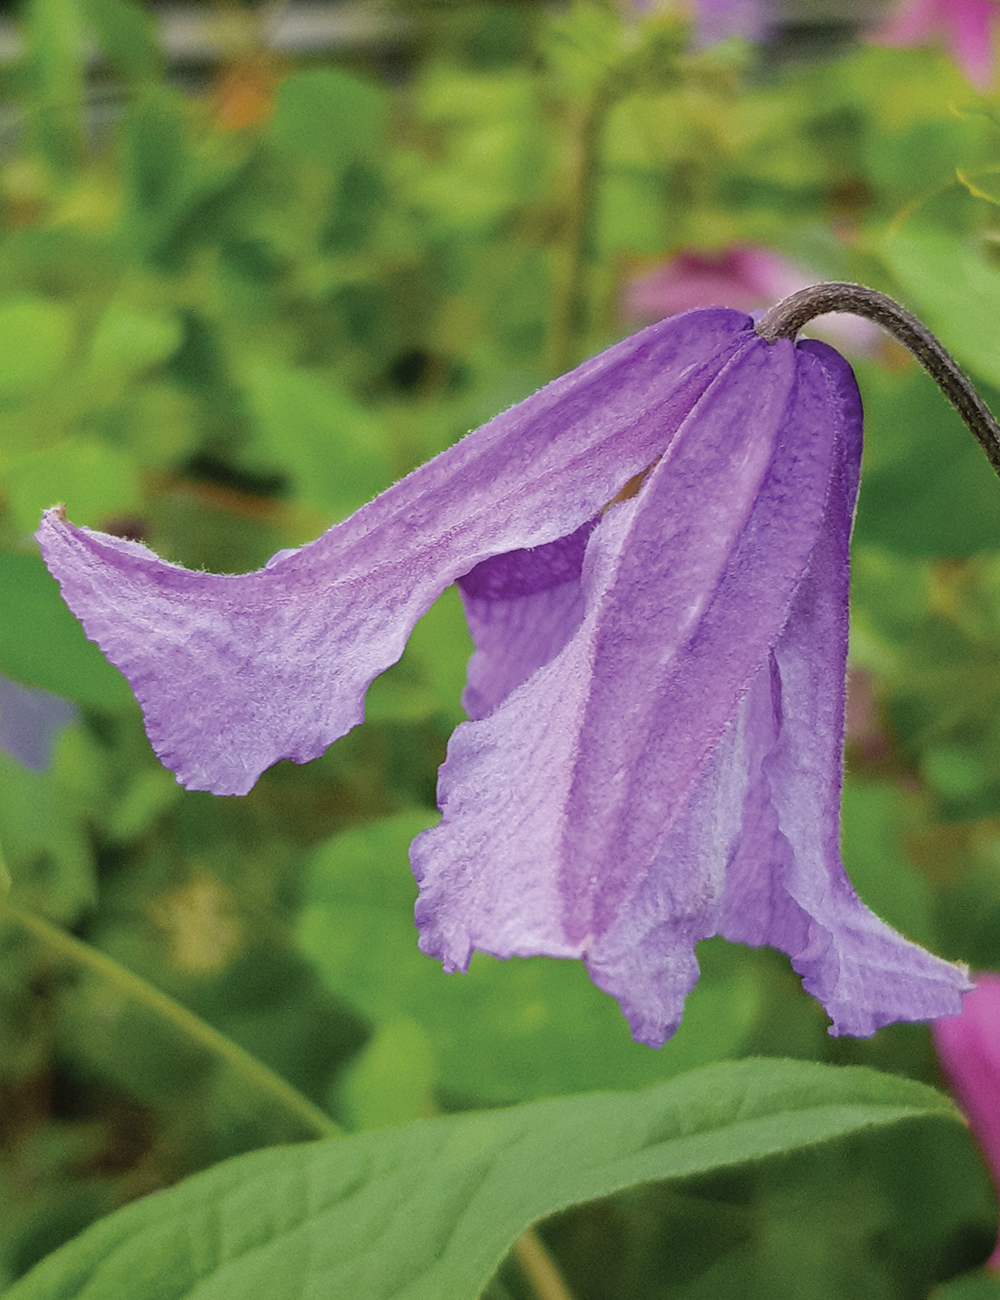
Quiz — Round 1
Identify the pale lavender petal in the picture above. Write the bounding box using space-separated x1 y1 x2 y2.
457 520 596 719
717 341 970 1034
581 676 755 1047
559 338 838 946
413 333 841 998
39 309 751 796
0 673 77 771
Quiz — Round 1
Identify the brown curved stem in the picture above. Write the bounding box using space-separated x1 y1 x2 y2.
756 282 1000 479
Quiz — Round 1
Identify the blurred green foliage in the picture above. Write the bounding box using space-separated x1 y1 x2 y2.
1 0 1000 1295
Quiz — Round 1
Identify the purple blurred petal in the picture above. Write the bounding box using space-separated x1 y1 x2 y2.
624 246 883 358
933 972 1000 1267
38 308 751 796
874 0 997 91
0 673 77 771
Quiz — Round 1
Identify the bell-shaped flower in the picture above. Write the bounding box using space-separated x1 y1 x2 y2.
37 308 970 1047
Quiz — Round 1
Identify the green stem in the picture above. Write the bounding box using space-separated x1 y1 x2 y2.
547 82 614 379
1 900 341 1142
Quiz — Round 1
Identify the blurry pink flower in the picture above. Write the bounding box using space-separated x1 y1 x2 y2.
623 246 882 357
873 0 997 92
933 972 1000 1269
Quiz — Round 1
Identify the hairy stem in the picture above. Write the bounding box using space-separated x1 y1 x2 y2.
756 282 1000 479
1 900 341 1141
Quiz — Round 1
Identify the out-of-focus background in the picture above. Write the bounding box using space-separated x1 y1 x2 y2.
3 1 1000 1294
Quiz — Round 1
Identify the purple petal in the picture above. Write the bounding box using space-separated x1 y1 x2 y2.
457 520 597 719
38 309 751 795
412 333 841 997
0 673 77 771
717 342 970 1034
933 973 1000 1268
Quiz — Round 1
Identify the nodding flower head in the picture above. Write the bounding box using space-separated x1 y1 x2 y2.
37 305 971 1046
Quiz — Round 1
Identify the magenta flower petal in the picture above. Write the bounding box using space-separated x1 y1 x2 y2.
623 246 883 358
38 308 748 795
874 0 997 91
933 972 1000 1269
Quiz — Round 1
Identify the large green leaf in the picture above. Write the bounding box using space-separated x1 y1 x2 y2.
2 1059 958 1300
0 552 133 710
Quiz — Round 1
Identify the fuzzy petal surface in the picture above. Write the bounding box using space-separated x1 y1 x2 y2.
413 334 837 996
38 309 749 795
457 520 597 719
715 342 970 1034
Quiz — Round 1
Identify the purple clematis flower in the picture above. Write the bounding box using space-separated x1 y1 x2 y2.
36 308 970 1047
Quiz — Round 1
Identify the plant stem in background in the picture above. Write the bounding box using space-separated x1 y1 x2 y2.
0 900 342 1141
546 83 614 379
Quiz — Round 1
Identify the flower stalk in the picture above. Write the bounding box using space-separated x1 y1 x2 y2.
757 283 1000 479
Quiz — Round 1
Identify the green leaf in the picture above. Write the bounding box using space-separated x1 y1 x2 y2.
269 69 387 171
4 440 142 536
80 0 163 83
242 361 392 517
0 752 94 922
0 551 133 710
936 1273 1000 1299
841 777 933 946
852 360 1000 555
87 300 182 377
0 298 73 399
298 812 763 1102
2 1059 958 1300
23 0 85 172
